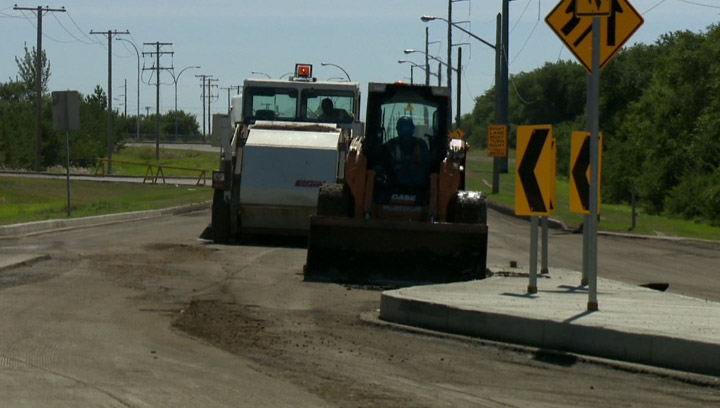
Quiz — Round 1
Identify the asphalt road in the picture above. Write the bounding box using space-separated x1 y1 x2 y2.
0 208 718 406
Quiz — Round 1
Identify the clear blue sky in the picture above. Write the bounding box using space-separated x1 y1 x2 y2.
2 0 718 126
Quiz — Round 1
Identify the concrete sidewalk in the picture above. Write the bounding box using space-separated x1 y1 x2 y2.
380 267 720 377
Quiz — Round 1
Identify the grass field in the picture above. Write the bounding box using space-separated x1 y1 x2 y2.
465 150 720 241
0 176 211 226
95 145 219 178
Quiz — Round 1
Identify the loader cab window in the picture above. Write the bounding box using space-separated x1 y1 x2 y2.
365 86 448 192
302 91 355 125
242 87 298 123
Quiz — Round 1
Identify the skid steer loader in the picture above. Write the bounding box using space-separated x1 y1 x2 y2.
304 82 488 284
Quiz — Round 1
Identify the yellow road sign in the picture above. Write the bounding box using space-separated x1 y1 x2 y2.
515 125 554 216
576 0 611 16
545 0 644 72
448 128 465 140
487 124 507 157
569 131 603 214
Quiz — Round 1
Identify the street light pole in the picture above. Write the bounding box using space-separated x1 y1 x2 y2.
170 65 201 139
116 37 140 141
422 13 504 184
425 27 430 85
321 62 351 82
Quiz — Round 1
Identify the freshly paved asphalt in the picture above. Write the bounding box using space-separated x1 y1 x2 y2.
2 202 719 378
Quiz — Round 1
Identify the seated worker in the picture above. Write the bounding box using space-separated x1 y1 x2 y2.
318 98 351 123
383 116 430 187
384 116 429 162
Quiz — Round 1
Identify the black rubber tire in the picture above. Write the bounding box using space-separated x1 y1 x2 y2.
454 191 488 225
317 183 352 217
212 188 231 243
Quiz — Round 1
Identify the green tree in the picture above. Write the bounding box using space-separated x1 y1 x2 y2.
15 43 50 101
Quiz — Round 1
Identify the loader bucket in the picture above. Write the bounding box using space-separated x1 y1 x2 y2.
304 216 488 285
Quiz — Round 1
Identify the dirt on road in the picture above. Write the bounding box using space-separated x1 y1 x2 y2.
3 211 720 407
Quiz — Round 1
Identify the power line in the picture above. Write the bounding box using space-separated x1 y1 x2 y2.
676 0 720 9
51 12 94 44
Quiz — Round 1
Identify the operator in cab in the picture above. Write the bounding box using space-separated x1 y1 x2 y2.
384 116 430 187
318 98 352 123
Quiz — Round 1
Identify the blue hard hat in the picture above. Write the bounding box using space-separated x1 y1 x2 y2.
396 116 415 136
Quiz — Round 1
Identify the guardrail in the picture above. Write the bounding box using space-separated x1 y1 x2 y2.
94 158 207 186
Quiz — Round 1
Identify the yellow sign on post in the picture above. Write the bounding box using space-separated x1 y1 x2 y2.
514 125 554 216
487 124 507 157
545 0 643 72
569 131 603 214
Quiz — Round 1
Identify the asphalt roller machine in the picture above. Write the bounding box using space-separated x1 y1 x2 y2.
305 82 488 284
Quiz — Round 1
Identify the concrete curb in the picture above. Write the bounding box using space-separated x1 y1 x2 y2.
0 201 210 238
379 290 720 377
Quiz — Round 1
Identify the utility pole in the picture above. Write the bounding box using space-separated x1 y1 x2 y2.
207 78 219 138
447 0 453 124
195 74 213 137
456 47 462 128
121 78 127 117
143 42 173 160
499 0 511 173
425 27 430 86
90 29 129 175
14 5 66 172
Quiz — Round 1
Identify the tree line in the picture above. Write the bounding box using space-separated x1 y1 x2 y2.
0 46 201 170
462 24 720 226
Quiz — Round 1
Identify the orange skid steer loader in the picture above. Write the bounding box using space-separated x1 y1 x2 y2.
304 82 488 284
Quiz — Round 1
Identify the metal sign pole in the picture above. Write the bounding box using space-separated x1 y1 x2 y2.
64 93 71 217
587 17 601 311
541 216 549 274
528 216 538 293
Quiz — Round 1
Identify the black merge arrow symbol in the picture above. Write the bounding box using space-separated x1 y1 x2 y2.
572 135 591 210
518 129 548 212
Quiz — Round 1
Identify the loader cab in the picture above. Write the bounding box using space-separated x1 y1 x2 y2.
365 83 450 206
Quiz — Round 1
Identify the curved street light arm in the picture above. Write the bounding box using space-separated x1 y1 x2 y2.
321 62 351 82
404 49 457 73
421 15 495 50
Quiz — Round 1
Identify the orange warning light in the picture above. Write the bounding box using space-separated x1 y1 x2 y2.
295 63 312 78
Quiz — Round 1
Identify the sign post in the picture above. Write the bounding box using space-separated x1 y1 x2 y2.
587 17 601 311
52 91 80 217
547 0 642 311
514 125 554 294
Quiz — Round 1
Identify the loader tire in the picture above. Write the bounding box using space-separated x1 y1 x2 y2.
454 191 488 225
212 189 231 244
317 183 352 217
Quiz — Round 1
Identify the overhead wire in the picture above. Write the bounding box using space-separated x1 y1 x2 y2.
510 0 532 34
51 12 96 45
65 10 104 45
676 0 720 9
642 0 668 14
